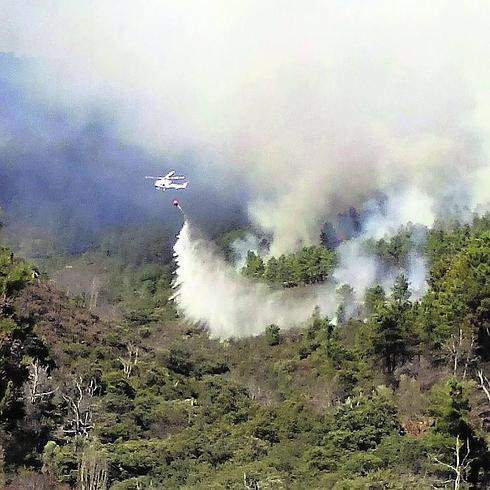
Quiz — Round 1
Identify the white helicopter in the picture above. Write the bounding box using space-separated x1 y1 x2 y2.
145 170 188 191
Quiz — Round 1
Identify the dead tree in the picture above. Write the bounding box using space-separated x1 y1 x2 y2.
62 378 99 437
243 473 261 490
477 370 490 404
135 481 154 489
25 359 56 404
432 436 471 490
445 330 476 378
118 343 139 378
88 277 99 312
462 334 475 380
447 329 463 376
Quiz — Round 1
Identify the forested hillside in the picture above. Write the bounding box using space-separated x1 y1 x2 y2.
0 216 489 489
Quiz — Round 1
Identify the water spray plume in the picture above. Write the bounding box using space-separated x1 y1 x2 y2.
171 199 187 223
172 221 338 339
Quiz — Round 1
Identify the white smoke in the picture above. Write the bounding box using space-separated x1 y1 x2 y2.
406 252 428 300
333 240 379 301
1 1 489 253
362 187 435 240
230 233 262 270
333 187 431 302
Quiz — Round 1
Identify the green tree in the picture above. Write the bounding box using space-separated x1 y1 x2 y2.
429 379 490 488
242 251 265 279
364 284 386 316
294 246 335 285
264 256 279 283
371 307 407 374
336 284 355 324
418 232 490 355
324 392 401 452
369 278 416 375
0 247 36 309
165 348 194 376
371 227 417 269
392 274 411 304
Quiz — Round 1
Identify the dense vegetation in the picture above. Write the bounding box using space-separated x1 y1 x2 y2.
243 245 336 286
0 215 489 489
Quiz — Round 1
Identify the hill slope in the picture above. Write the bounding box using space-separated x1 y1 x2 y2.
0 217 489 489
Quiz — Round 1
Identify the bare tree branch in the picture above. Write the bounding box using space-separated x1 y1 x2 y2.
25 359 56 404
118 342 139 378
432 436 471 490
62 377 99 437
477 370 490 404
